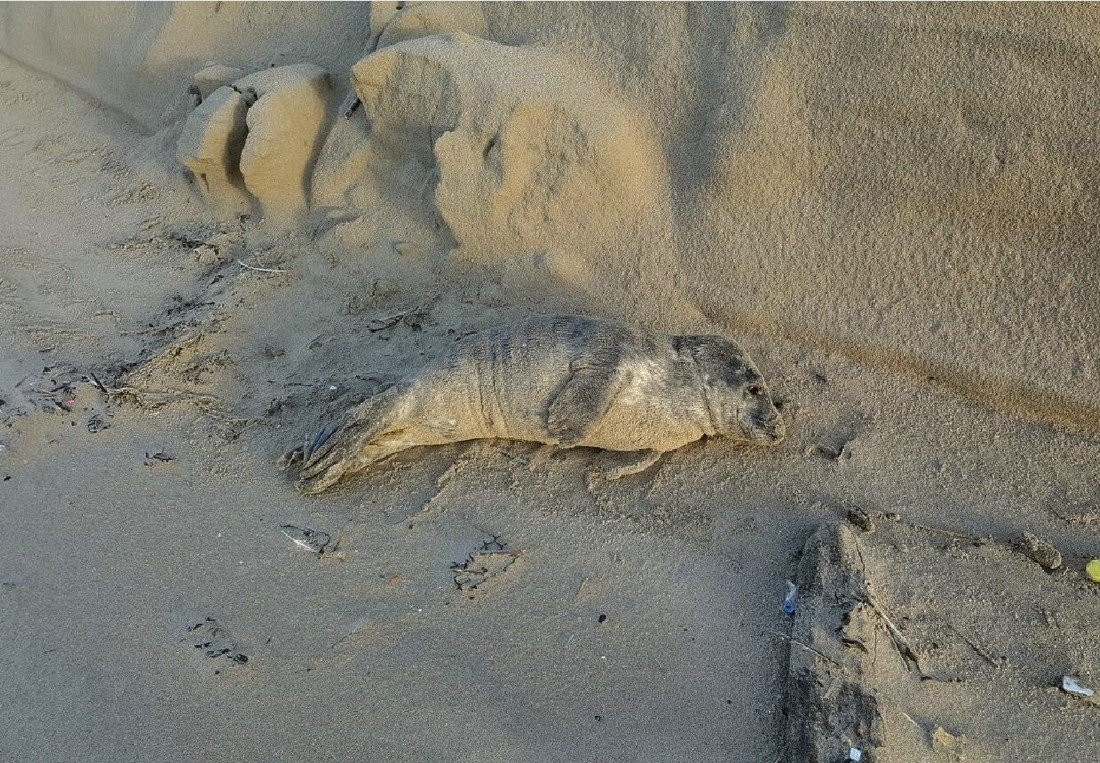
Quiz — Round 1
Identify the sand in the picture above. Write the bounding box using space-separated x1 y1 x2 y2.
1 4 1099 761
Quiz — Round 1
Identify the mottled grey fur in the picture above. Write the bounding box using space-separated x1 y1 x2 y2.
282 315 784 494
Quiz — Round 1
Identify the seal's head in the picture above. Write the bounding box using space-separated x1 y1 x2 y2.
675 335 785 443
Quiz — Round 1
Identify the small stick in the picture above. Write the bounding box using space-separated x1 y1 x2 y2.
944 621 998 667
237 259 287 274
901 520 976 541
900 711 926 736
765 629 841 667
108 384 220 410
864 594 922 672
400 483 447 527
367 296 439 332
87 371 110 395
849 538 922 673
120 322 195 337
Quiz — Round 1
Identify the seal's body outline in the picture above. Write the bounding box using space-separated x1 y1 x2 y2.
285 314 784 494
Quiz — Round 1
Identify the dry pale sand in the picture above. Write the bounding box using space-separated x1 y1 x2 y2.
1 4 1099 762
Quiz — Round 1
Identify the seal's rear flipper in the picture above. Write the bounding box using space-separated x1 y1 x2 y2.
277 422 339 470
295 387 410 493
277 446 303 469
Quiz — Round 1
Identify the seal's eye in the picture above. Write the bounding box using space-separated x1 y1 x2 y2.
746 384 765 397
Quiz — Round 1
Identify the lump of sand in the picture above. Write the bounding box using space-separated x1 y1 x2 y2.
340 33 666 291
233 64 332 220
176 85 250 212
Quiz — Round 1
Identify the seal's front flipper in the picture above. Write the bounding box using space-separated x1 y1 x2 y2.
603 449 662 480
547 361 619 446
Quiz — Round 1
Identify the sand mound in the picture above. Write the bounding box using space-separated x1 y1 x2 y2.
0 3 370 128
235 64 332 219
332 32 666 294
375 2 487 50
176 86 251 213
177 64 332 220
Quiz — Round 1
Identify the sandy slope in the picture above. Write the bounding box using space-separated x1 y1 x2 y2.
6 3 1100 429
1 5 1100 762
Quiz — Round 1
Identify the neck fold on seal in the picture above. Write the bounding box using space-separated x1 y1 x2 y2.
677 345 721 438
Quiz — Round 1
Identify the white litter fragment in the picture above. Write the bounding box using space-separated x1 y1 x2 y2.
280 524 331 554
847 748 862 762
237 259 287 274
1061 675 1095 698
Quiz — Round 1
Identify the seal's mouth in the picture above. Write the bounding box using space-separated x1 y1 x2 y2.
746 410 786 444
758 425 785 443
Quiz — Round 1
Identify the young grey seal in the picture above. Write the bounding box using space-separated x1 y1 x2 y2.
282 314 784 494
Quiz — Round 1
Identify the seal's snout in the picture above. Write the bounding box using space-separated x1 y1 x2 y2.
744 398 786 444
760 414 786 443
753 411 786 444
